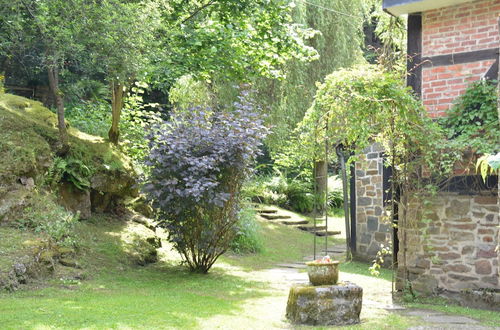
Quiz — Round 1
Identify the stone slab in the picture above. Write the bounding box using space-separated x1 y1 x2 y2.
261 214 291 220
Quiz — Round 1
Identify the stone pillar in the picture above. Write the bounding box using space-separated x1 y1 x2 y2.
354 143 391 261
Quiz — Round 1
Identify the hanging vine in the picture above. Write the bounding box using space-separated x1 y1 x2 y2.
300 64 463 293
254 0 374 154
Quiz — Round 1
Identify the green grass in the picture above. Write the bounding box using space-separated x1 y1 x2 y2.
222 216 316 270
0 218 271 329
0 210 497 329
1 267 269 329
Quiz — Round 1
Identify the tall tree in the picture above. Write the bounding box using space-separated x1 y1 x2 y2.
1 0 90 153
256 0 372 152
83 0 160 145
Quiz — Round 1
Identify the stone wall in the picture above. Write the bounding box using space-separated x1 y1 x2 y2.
397 191 499 293
354 143 392 261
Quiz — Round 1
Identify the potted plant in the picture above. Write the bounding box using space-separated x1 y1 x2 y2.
306 255 339 286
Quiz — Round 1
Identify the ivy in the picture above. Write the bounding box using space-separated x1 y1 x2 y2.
439 79 500 155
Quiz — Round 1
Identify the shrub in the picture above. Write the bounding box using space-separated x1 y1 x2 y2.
243 174 315 213
229 207 263 254
327 190 343 209
66 100 111 138
143 95 267 273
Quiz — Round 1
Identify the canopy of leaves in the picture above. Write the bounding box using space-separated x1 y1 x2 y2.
152 0 318 89
299 65 452 177
254 0 372 153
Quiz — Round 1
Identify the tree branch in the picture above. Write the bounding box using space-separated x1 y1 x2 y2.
180 0 216 25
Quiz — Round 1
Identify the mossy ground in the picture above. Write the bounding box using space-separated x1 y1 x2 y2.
0 228 38 273
0 93 132 187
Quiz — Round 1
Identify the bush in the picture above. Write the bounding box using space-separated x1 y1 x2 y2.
243 174 315 213
230 207 263 254
144 94 267 273
66 100 111 138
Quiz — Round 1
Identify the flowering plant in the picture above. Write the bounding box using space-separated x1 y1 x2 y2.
313 255 333 263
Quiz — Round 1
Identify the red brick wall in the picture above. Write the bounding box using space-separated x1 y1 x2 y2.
421 0 500 117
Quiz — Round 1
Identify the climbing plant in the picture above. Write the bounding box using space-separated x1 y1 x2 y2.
301 64 461 292
440 79 500 155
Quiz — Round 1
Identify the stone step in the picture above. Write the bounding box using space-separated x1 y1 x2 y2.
261 214 291 220
297 225 327 232
276 262 306 269
314 230 341 237
257 209 278 214
280 220 309 225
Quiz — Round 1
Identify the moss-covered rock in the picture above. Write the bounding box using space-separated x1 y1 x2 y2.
0 93 138 217
286 281 363 326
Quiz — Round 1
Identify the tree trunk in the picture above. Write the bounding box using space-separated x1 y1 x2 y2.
47 65 69 155
314 160 327 214
108 81 124 145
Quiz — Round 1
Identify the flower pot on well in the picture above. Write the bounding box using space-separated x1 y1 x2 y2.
306 261 340 286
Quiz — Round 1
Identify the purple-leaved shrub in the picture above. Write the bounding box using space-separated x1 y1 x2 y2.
143 95 268 273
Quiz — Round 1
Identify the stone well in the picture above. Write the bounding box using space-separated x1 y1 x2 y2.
286 281 363 326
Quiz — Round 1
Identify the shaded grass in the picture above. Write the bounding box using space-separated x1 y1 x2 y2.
0 266 268 329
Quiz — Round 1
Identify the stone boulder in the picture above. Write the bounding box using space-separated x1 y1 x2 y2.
0 187 30 223
90 170 138 212
286 281 363 326
58 182 91 220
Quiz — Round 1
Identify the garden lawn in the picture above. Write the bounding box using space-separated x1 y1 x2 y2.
0 215 498 329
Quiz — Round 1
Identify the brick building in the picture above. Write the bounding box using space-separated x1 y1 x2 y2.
352 0 499 300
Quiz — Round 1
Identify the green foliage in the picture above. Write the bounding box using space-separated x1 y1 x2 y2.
66 101 112 138
169 75 212 110
243 174 315 214
301 65 452 177
327 190 344 209
63 79 109 104
440 80 500 155
256 0 372 152
65 86 160 167
476 152 500 181
369 5 407 73
45 157 92 191
16 193 79 248
229 208 263 254
119 83 162 165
